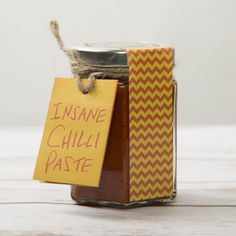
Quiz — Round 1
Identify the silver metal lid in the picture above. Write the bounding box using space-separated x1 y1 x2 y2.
73 42 161 67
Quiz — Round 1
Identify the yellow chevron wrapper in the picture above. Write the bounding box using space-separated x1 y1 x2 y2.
127 48 174 202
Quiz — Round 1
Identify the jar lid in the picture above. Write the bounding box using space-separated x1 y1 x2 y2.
73 42 161 67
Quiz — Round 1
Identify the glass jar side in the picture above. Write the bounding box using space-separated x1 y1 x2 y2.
71 81 130 204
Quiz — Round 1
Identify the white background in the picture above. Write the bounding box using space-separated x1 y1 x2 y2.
0 0 235 126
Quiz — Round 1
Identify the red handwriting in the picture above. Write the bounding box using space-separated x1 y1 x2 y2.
50 102 107 123
45 150 93 173
47 124 100 150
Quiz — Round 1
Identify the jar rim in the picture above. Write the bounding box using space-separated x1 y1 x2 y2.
73 41 163 67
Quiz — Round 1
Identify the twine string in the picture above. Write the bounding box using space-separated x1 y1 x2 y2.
50 20 129 94
50 20 100 94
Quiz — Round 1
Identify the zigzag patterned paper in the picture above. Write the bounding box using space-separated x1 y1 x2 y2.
126 47 174 201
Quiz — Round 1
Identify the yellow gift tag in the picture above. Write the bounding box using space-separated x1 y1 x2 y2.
33 78 118 187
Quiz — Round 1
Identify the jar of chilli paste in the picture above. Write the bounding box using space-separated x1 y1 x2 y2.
50 21 177 208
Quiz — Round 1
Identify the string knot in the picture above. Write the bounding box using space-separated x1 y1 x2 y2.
50 20 96 94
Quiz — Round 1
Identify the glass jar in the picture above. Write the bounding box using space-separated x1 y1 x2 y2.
70 42 177 208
